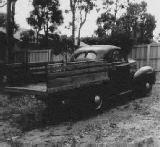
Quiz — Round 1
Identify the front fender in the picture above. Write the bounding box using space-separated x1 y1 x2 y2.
134 66 156 84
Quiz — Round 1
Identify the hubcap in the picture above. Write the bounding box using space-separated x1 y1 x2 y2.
94 95 102 110
146 82 150 89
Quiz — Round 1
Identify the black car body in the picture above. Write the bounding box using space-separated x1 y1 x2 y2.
71 45 156 97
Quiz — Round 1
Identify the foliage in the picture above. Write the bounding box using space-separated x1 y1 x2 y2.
0 13 6 27
0 12 19 33
20 29 35 43
0 31 19 62
117 1 156 44
27 0 63 45
95 0 126 37
95 26 107 38
39 34 74 54
95 1 156 54
137 13 156 43
0 0 19 63
82 34 134 55
0 31 7 61
96 12 116 37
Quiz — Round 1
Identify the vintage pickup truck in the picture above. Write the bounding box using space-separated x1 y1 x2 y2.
2 45 156 111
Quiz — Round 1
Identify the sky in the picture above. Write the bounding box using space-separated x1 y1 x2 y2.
0 0 160 39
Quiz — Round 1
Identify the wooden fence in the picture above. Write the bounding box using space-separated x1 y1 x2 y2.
28 50 51 63
128 43 160 81
14 50 72 63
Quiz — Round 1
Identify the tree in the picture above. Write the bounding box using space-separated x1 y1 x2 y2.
69 0 76 47
77 0 95 45
96 12 116 37
27 0 63 46
0 31 7 62
0 0 18 63
95 26 106 38
137 13 156 43
95 0 126 37
0 0 18 33
95 1 156 44
69 0 96 47
102 0 122 20
20 29 35 43
116 1 156 43
0 13 6 27
0 12 18 32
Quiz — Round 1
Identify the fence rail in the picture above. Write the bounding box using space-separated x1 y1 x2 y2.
129 43 160 71
14 50 72 63
128 43 160 81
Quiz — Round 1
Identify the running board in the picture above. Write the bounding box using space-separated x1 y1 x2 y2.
118 90 133 96
107 89 133 100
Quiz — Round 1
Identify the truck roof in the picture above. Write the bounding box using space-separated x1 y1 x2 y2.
74 45 121 55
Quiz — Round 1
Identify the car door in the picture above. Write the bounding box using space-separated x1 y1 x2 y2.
108 50 132 93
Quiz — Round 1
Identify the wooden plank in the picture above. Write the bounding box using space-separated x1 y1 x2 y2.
47 78 109 94
48 61 112 73
47 65 109 79
4 72 110 95
47 72 109 89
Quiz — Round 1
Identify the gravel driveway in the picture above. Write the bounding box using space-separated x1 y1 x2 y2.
1 84 160 146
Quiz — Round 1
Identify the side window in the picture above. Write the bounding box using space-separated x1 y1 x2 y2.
86 52 96 60
76 53 86 60
112 50 119 62
112 50 125 62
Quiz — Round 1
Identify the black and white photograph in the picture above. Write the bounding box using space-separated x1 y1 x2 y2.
0 0 160 146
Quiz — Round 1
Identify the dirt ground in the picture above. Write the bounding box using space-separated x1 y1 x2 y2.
1 84 160 146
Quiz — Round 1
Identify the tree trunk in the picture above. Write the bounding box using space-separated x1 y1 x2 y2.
6 0 12 63
77 26 81 46
36 30 39 45
77 10 88 47
36 30 38 44
70 0 76 50
45 9 49 48
72 8 76 48
114 0 118 25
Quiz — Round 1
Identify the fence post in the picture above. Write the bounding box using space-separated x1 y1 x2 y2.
147 44 151 65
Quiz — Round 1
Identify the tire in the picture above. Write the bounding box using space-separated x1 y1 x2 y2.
135 80 153 97
90 93 103 112
144 81 152 94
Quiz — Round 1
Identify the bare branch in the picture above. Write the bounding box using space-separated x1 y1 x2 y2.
80 10 88 29
0 2 7 7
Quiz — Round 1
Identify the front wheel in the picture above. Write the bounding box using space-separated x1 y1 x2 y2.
144 81 152 93
90 94 103 111
134 81 153 97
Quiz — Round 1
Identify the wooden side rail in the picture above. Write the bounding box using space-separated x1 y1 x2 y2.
4 63 49 85
47 61 111 93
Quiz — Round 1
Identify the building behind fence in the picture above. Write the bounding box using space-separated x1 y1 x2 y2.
128 43 160 80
